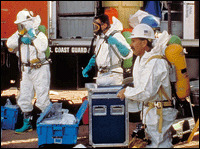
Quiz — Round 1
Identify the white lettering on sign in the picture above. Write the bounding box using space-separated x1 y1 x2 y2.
49 47 53 53
52 46 89 53
71 47 87 53
55 47 70 53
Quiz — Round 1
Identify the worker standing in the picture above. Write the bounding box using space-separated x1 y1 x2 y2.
6 9 51 133
117 24 178 148
128 12 162 121
82 14 133 86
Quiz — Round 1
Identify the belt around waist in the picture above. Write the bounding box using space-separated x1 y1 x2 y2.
22 60 49 69
144 100 174 108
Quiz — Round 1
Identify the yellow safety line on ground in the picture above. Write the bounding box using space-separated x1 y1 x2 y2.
1 136 87 146
1 138 38 145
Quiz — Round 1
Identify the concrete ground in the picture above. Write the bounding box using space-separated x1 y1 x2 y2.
1 87 199 148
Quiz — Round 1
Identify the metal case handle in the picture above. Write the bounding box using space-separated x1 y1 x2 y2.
110 105 124 115
93 105 107 116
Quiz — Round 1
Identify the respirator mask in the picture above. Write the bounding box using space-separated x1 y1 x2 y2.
17 24 27 35
93 21 103 35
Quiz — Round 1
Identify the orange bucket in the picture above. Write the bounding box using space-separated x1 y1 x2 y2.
122 28 133 33
105 7 118 24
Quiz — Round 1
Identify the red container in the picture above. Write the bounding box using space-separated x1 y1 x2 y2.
122 28 133 33
105 7 118 24
82 96 89 124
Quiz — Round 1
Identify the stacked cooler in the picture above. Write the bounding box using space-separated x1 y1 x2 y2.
1 98 23 130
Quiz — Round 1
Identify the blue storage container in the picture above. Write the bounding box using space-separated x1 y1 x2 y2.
1 105 23 130
37 100 88 147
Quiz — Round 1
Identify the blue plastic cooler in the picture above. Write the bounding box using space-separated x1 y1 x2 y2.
36 100 88 147
1 105 23 130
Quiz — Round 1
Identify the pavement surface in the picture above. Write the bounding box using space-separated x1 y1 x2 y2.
1 87 199 148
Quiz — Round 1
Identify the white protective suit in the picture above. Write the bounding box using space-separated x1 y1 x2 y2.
124 31 178 148
6 15 51 112
94 16 133 86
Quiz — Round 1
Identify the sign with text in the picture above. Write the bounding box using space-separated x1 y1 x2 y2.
49 46 91 54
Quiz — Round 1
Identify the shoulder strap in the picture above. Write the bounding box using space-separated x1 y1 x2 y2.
145 55 171 66
109 43 122 60
158 85 172 102
146 55 172 102
145 55 164 65
109 30 119 36
35 29 40 36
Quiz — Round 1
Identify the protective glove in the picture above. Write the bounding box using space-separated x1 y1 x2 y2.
82 55 96 78
21 37 32 45
107 35 130 57
28 28 37 40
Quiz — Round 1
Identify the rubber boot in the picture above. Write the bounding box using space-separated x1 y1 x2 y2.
15 112 33 134
32 106 42 128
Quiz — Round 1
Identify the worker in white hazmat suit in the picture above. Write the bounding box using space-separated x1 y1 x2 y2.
117 24 178 148
128 11 162 119
82 14 133 86
6 9 51 133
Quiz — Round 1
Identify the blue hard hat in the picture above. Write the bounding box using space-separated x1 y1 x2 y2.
141 15 160 29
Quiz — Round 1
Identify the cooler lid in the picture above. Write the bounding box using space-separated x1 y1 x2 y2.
75 100 88 124
36 102 62 124
37 103 53 124
37 100 88 125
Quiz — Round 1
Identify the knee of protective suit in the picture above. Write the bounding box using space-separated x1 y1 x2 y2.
23 112 32 119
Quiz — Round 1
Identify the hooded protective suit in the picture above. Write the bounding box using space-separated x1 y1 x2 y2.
124 31 178 148
6 14 50 113
94 17 133 86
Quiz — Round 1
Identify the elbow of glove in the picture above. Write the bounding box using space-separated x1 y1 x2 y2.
119 47 130 57
85 65 93 72
88 57 96 67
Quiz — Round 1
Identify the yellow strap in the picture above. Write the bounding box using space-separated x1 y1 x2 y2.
146 102 154 117
157 106 163 133
145 55 171 66
145 87 172 133
30 58 40 64
157 86 173 133
143 102 154 134
145 55 164 65
157 86 164 133
145 55 173 133
163 102 172 107
159 85 172 103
